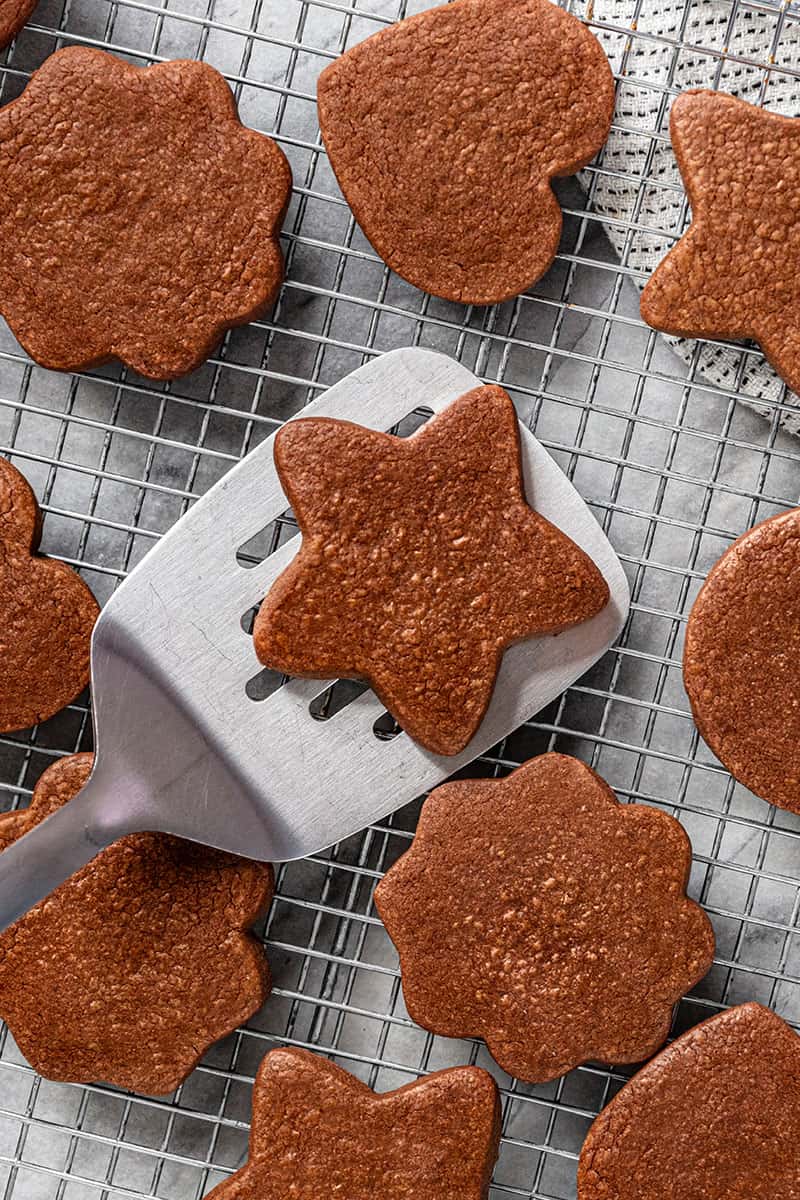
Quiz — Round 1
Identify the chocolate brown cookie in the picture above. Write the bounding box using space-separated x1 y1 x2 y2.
684 508 800 815
0 47 291 380
0 456 99 732
254 386 610 755
641 91 800 395
0 0 35 47
578 1003 800 1200
317 0 614 306
206 1048 500 1199
0 753 274 1094
374 753 715 1083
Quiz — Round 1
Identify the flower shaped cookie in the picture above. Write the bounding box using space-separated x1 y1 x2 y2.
0 0 35 47
254 386 610 755
0 753 274 1093
207 1048 500 1200
375 753 715 1083
317 0 614 305
0 47 291 380
642 91 800 395
578 1003 800 1200
0 457 99 732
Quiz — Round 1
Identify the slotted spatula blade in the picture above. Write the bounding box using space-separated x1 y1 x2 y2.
0 348 629 931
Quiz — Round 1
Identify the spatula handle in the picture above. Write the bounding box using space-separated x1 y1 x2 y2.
0 778 116 934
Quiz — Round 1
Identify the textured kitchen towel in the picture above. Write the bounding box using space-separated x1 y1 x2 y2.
578 0 800 434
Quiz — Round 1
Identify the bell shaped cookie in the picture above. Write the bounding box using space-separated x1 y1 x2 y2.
0 754 274 1094
206 1048 500 1199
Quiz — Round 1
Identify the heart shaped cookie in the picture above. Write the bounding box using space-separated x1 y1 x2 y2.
579 1003 800 1200
317 0 614 305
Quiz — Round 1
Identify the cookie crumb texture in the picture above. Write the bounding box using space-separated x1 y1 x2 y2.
254 386 610 756
641 90 800 395
0 457 99 732
684 507 800 815
0 754 274 1094
0 0 35 48
317 0 614 305
578 1003 800 1199
0 46 291 380
206 1048 500 1199
375 753 715 1082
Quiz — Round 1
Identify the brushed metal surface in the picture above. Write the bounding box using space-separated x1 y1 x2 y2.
0 348 628 930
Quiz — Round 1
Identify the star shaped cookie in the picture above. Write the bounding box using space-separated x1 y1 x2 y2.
578 1003 800 1200
254 386 610 755
206 1048 500 1200
641 90 800 395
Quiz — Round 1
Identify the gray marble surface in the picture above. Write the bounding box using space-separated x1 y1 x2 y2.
0 2 799 1199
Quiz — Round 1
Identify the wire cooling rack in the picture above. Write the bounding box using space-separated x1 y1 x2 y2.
1 1 800 1197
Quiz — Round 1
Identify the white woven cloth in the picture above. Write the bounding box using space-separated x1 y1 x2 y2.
579 0 800 434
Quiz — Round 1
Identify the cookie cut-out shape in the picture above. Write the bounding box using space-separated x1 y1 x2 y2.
254 386 610 756
641 90 800 395
0 753 274 1094
374 753 715 1083
317 0 615 306
0 47 291 380
206 1047 500 1199
0 0 35 48
578 1003 800 1200
684 507 800 815
0 457 99 732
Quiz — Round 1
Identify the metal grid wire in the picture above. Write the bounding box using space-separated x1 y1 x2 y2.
1 0 800 1196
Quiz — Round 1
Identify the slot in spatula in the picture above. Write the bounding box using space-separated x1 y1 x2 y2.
0 348 629 932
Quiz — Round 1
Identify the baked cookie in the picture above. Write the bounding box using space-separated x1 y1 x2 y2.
374 753 715 1083
0 0 35 47
0 753 274 1094
254 386 610 755
317 0 614 305
206 1048 500 1199
684 508 800 815
0 47 291 380
0 456 99 732
578 1003 800 1200
641 91 800 395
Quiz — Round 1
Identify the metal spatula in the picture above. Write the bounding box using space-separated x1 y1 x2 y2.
0 349 629 932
